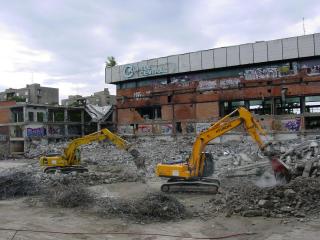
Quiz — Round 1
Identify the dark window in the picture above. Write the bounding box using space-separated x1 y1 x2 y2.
305 116 320 129
176 122 182 133
136 106 161 119
37 112 44 122
28 112 34 122
68 110 82 122
12 110 24 122
275 97 301 115
168 95 172 103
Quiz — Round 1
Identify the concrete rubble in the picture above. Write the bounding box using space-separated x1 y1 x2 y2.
22 135 320 179
278 139 320 177
96 192 187 222
1 134 320 222
205 176 320 219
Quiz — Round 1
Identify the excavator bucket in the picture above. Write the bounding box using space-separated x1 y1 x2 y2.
129 148 146 169
270 157 291 183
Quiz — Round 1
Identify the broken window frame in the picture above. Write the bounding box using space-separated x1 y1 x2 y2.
135 106 162 120
222 100 245 115
275 97 301 115
305 96 320 113
248 99 272 115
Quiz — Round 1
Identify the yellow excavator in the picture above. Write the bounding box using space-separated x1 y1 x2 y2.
156 107 290 193
40 128 145 173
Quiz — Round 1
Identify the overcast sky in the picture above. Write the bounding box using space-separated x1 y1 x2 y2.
0 0 319 101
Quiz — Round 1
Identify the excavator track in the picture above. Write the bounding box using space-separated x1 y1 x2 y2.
161 178 220 194
43 166 88 174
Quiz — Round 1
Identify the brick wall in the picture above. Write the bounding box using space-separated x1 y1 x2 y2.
0 101 15 123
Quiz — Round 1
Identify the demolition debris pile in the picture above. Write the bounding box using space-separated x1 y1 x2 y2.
25 141 66 158
38 169 142 186
0 169 40 199
79 136 194 176
279 139 320 177
80 136 265 176
209 177 320 218
43 178 94 208
97 192 186 221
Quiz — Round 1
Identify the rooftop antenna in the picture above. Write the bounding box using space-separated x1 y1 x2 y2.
302 17 306 35
31 71 34 84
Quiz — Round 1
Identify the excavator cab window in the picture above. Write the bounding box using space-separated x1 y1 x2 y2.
75 149 81 161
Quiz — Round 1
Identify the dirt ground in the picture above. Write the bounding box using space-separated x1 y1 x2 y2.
1 136 320 240
0 175 320 240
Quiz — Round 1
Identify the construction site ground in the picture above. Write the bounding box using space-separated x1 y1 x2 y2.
1 136 320 239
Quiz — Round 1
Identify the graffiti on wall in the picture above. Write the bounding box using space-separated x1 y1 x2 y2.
161 124 173 135
220 78 240 89
154 75 198 89
241 63 297 80
308 64 320 76
282 118 301 132
118 125 134 135
137 124 152 134
197 78 240 91
197 80 218 91
26 127 46 137
196 123 211 134
300 59 320 76
133 91 151 100
48 126 64 136
272 118 301 132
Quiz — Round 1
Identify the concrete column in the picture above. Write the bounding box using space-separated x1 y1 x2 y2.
81 110 85 136
271 97 275 115
64 109 68 137
23 106 27 122
300 96 305 114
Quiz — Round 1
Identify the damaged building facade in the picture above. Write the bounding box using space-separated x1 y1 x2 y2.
106 33 320 137
0 101 114 156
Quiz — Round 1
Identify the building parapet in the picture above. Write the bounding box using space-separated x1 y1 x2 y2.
106 33 320 83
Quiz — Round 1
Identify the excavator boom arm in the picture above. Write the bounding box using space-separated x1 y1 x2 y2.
64 128 130 164
189 107 266 176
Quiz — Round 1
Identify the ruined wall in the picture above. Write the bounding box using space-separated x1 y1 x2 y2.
0 101 16 157
116 58 320 136
0 101 16 123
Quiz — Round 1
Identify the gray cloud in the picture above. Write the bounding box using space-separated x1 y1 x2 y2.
0 0 319 99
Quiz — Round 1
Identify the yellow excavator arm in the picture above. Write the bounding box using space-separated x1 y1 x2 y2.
156 107 267 180
40 128 144 173
63 128 131 166
190 107 266 177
